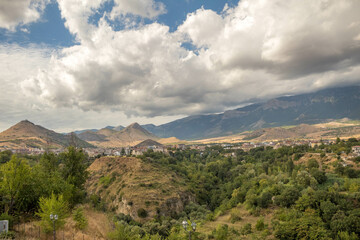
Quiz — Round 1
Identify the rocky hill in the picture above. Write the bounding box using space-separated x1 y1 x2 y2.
86 156 193 221
142 86 360 139
78 123 159 147
0 120 93 149
134 139 163 148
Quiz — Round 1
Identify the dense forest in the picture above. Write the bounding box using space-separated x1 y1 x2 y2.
1 138 360 239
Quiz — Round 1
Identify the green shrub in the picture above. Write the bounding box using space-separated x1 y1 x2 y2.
0 212 14 229
229 209 242 223
240 223 252 235
212 224 229 240
255 218 265 231
36 193 68 233
137 208 148 218
99 175 113 188
0 231 15 239
307 159 319 169
73 206 88 230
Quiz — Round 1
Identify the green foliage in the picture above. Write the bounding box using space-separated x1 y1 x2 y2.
255 218 265 231
307 158 320 169
274 186 301 208
229 208 242 224
240 223 252 235
60 147 89 205
274 209 331 239
99 175 113 188
337 231 359 240
0 155 32 213
36 193 68 233
60 146 89 189
0 212 14 229
310 169 327 184
137 208 148 218
73 206 88 230
0 150 12 164
108 223 141 240
0 231 15 239
211 224 229 240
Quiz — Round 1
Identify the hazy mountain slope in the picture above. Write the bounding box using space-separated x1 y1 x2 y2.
113 125 125 131
142 86 360 140
0 120 94 148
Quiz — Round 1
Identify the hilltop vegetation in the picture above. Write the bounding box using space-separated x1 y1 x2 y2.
1 138 360 239
86 156 192 221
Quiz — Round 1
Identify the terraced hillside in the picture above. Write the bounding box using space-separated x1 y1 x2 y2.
86 156 193 221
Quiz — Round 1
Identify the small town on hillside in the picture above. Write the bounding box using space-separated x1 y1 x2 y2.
2 138 360 159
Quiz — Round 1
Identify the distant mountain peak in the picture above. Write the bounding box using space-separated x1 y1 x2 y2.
127 122 142 129
18 119 35 125
0 120 93 148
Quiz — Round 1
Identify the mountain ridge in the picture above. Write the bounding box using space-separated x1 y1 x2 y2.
141 86 360 140
78 122 159 147
0 120 94 149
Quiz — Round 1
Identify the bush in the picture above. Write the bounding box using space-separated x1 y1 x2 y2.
310 169 327 184
274 187 301 208
99 175 114 188
73 206 88 230
137 208 148 218
0 212 14 229
36 193 68 233
0 231 15 239
229 209 242 223
212 224 229 240
255 218 265 231
307 159 319 169
241 223 252 235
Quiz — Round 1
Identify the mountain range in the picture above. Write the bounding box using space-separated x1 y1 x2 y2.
140 86 360 139
1 86 360 148
77 123 159 148
0 120 93 149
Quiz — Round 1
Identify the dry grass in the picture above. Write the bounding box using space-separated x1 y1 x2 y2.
86 156 191 222
198 205 275 236
14 206 112 240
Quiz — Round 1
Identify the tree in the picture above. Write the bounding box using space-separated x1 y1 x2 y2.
0 156 31 213
73 206 88 230
121 148 126 156
60 147 88 189
39 152 59 173
0 150 12 164
60 147 89 205
36 193 68 233
274 187 301 208
310 169 327 184
307 159 319 169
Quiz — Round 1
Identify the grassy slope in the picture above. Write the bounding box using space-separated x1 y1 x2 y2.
86 156 192 222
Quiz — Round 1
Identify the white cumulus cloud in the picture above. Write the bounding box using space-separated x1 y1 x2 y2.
111 0 166 19
21 0 360 118
0 0 49 30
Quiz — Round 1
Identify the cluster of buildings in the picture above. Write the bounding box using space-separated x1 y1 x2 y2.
352 146 360 156
2 138 359 159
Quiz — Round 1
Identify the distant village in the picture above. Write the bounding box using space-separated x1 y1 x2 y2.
2 138 360 158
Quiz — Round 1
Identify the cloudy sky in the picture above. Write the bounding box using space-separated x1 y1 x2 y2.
1 0 360 132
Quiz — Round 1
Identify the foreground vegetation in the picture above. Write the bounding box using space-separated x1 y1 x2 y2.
1 138 360 239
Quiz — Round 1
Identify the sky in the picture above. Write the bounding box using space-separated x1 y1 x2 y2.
0 0 360 132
